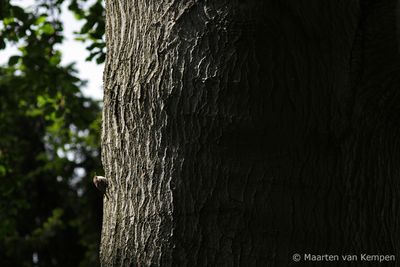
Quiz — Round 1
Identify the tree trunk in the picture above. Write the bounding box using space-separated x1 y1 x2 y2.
101 0 400 266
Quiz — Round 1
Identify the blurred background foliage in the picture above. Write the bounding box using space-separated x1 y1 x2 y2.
0 0 105 266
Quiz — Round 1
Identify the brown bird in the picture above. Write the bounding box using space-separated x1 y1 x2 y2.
93 175 109 200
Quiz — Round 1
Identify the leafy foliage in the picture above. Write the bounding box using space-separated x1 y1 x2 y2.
0 0 105 266
69 0 105 64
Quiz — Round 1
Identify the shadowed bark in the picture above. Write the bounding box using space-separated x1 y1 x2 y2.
101 0 400 266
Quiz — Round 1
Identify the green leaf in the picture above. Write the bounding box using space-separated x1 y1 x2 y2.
35 15 47 25
11 6 27 21
3 17 14 25
96 54 105 64
41 23 55 35
8 55 19 66
49 51 61 65
0 39 5 49
0 165 6 176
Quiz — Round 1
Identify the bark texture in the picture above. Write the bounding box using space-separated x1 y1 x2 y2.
101 0 400 266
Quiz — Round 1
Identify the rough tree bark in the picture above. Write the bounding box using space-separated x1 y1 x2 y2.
101 0 400 266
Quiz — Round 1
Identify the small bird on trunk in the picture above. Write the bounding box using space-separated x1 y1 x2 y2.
93 175 109 200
